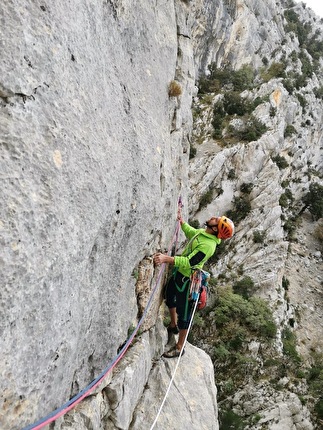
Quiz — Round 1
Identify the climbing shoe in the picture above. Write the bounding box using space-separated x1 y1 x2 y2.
163 346 185 359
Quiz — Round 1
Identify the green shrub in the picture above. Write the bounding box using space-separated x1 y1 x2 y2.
198 189 213 210
314 86 323 100
285 188 293 202
213 344 231 360
191 288 277 404
299 50 315 77
212 101 226 136
222 92 266 117
284 9 299 26
229 116 267 142
314 221 323 242
296 368 306 379
294 73 308 90
233 276 256 299
253 230 266 243
283 78 295 94
208 64 254 92
193 313 205 328
219 409 246 430
207 64 233 85
251 413 262 424
298 395 306 406
290 50 298 62
240 183 253 194
212 93 267 140
197 64 256 96
302 183 323 220
270 106 277 117
314 400 323 419
307 353 323 402
261 62 286 82
264 358 281 368
231 65 255 91
197 76 215 95
279 189 294 208
282 328 301 363
227 196 251 223
228 169 236 180
247 297 277 338
283 217 298 237
307 31 323 60
212 128 223 139
223 92 249 116
214 288 277 339
262 56 269 65
282 276 290 290
220 379 236 398
127 324 136 337
189 145 197 159
272 154 289 169
284 9 311 46
227 328 247 350
279 194 288 208
296 94 307 112
284 124 297 138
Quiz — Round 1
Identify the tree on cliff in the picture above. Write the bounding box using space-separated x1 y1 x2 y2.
301 183 323 220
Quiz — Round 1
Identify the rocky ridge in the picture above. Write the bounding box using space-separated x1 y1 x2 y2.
189 0 323 428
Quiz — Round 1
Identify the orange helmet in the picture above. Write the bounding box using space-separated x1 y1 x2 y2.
217 216 234 239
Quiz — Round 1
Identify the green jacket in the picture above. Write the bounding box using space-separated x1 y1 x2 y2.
174 222 221 277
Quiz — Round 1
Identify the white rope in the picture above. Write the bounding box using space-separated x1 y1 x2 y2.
149 296 200 430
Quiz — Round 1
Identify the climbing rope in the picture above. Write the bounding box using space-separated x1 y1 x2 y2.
23 198 183 430
149 276 201 430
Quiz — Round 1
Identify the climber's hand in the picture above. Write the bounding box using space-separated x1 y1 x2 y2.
153 253 174 265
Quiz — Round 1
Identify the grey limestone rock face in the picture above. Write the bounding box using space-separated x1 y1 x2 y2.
51 321 218 430
232 382 314 430
2 0 323 428
130 342 219 430
0 0 197 428
189 0 322 428
189 0 323 332
192 0 298 75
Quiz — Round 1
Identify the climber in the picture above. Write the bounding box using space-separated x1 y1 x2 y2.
153 212 234 358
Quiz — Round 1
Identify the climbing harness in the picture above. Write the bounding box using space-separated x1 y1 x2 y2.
149 275 201 430
23 197 183 430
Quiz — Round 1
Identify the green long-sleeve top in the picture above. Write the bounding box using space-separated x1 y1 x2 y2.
174 222 221 277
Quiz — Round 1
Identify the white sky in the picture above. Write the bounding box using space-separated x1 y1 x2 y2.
296 0 323 18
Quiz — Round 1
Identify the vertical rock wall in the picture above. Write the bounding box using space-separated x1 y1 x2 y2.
0 1 196 428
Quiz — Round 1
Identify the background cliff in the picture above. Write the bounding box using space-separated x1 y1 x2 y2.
1 0 323 429
190 0 323 428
